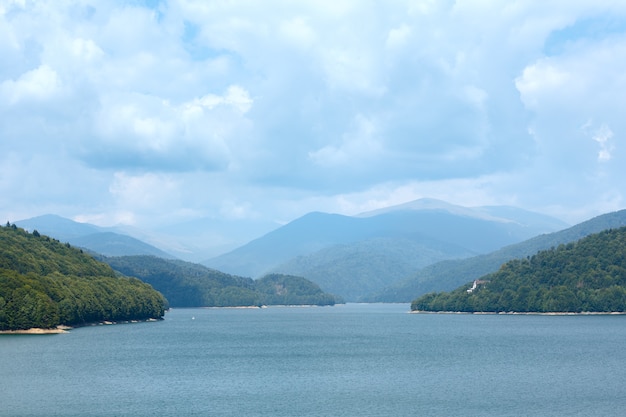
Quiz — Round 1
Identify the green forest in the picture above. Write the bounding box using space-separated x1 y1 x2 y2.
103 255 338 307
411 227 626 313
255 273 337 306
0 224 167 330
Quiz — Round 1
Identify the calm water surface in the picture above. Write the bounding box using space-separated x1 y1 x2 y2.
2 303 626 416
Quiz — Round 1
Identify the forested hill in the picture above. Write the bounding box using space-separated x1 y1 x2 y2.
412 227 626 313
370 208 626 302
102 255 338 307
0 224 167 331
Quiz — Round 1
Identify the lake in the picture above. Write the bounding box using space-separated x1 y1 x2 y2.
2 303 625 416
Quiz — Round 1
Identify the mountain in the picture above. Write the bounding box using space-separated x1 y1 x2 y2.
204 199 568 299
69 232 175 258
357 198 568 235
411 227 626 313
0 224 166 331
153 216 280 261
102 255 338 307
15 215 174 258
369 208 626 302
13 214 280 262
14 214 102 241
203 212 369 278
267 236 474 301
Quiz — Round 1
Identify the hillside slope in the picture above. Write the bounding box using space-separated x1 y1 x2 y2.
269 237 473 301
370 209 626 302
205 200 567 284
412 227 626 312
103 255 338 307
15 215 174 258
0 224 166 331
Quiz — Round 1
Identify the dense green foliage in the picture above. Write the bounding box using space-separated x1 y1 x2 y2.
102 255 338 307
0 225 167 330
372 209 626 302
255 274 337 306
103 256 257 307
411 227 626 313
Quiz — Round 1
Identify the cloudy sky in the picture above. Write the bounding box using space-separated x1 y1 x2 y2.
2 0 626 250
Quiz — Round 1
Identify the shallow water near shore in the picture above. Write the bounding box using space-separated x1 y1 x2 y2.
2 303 626 416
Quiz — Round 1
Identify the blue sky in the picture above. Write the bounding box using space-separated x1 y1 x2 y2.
1 0 626 250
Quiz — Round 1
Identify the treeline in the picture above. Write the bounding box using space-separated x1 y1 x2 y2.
255 273 337 306
372 208 626 303
412 227 626 313
0 224 166 330
103 255 338 307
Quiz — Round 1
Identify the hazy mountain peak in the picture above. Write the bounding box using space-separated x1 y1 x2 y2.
15 214 103 239
357 198 508 223
14 214 174 258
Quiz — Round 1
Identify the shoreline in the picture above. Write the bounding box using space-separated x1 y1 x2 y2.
0 318 162 335
411 310 626 315
171 304 335 310
0 325 71 335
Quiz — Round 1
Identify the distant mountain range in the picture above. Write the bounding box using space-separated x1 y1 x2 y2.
367 208 626 302
267 236 472 301
204 199 569 300
14 214 174 259
14 214 278 262
15 199 583 303
13 202 626 306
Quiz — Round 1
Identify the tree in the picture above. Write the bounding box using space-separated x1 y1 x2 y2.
0 227 167 330
411 227 626 313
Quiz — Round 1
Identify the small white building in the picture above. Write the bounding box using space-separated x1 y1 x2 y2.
467 279 488 293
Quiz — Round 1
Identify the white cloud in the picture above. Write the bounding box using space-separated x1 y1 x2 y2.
386 24 412 50
108 171 181 223
88 85 252 171
3 0 626 247
320 47 385 96
279 17 317 49
309 114 382 168
515 63 572 110
590 124 614 162
0 65 61 105
189 85 253 114
517 31 626 118
70 38 105 62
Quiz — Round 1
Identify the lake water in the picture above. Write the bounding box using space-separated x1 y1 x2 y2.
2 303 626 416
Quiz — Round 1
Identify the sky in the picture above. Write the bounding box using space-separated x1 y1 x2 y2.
2 0 626 252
